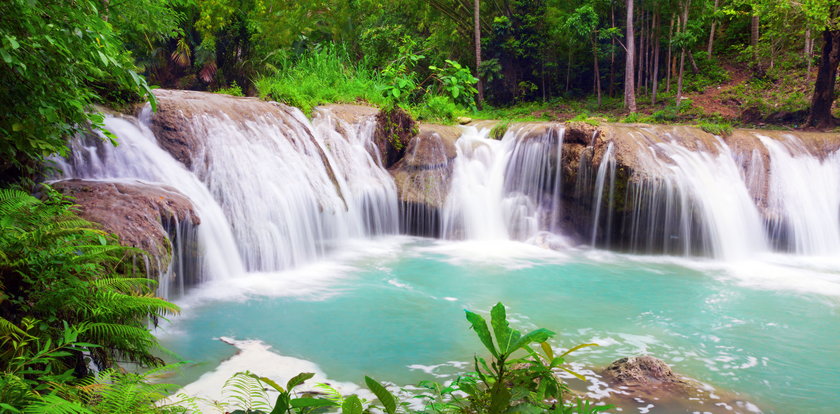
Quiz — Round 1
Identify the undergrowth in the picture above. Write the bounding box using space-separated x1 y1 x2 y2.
255 45 388 116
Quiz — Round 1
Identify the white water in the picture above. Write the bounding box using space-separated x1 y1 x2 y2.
56 116 246 283
442 124 566 243
57 104 399 292
441 124 840 260
637 138 770 259
758 134 840 255
182 106 398 271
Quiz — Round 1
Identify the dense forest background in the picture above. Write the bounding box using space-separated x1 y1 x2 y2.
3 0 840 184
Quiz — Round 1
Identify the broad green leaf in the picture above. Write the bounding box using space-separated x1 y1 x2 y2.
286 372 314 390
342 395 363 414
509 328 555 354
490 303 514 355
291 398 337 408
465 310 498 357
270 394 290 414
364 376 397 414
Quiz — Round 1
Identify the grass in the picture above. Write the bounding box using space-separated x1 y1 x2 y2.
255 45 389 116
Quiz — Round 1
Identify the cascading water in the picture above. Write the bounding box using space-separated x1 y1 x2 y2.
169 104 397 271
57 99 399 297
757 134 840 256
442 124 566 243
56 115 246 289
625 137 770 259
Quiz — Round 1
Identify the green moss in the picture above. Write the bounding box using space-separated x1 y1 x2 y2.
489 120 510 140
698 122 733 136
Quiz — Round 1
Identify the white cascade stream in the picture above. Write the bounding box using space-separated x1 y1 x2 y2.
56 115 246 284
758 134 840 256
57 104 399 290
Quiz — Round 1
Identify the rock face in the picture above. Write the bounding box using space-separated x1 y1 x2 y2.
388 124 460 236
374 106 418 169
54 179 199 269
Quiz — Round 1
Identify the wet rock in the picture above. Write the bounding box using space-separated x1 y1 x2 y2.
53 179 199 269
374 106 418 169
597 356 762 413
389 124 461 236
602 356 687 388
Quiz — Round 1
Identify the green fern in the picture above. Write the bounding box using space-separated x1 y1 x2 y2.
222 371 272 412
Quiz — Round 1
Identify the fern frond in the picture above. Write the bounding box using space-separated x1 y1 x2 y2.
222 371 271 412
21 393 94 414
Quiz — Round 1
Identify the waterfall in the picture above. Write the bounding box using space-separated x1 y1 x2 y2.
442 124 566 243
55 115 246 290
627 138 770 259
56 91 840 288
57 101 399 294
758 134 840 256
171 105 397 271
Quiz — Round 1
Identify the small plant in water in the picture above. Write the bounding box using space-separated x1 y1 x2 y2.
219 302 612 414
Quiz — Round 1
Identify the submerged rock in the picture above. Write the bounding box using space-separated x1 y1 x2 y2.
54 179 199 269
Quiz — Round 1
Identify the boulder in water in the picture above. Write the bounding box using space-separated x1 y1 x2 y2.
389 124 460 236
601 355 687 388
53 179 199 270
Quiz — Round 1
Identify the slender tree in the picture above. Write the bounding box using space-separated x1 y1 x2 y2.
707 0 719 56
474 0 484 108
625 0 637 112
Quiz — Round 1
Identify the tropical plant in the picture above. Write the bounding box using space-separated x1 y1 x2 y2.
0 0 156 185
224 303 612 414
428 60 479 109
0 187 180 412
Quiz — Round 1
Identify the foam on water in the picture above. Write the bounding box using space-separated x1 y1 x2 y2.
167 338 372 412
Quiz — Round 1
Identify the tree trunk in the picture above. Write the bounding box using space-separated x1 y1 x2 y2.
806 29 840 128
593 38 602 106
676 0 690 103
637 11 644 93
652 11 661 104
805 27 812 79
666 13 675 93
609 4 616 97
625 0 637 111
751 13 760 72
707 0 718 56
474 0 483 108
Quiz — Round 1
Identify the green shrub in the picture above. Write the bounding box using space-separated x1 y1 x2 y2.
0 187 179 412
414 95 459 123
215 81 245 97
255 44 388 116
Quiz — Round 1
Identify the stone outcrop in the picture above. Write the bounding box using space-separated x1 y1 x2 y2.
54 179 199 264
374 107 418 169
601 355 689 389
389 124 460 236
597 356 760 413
